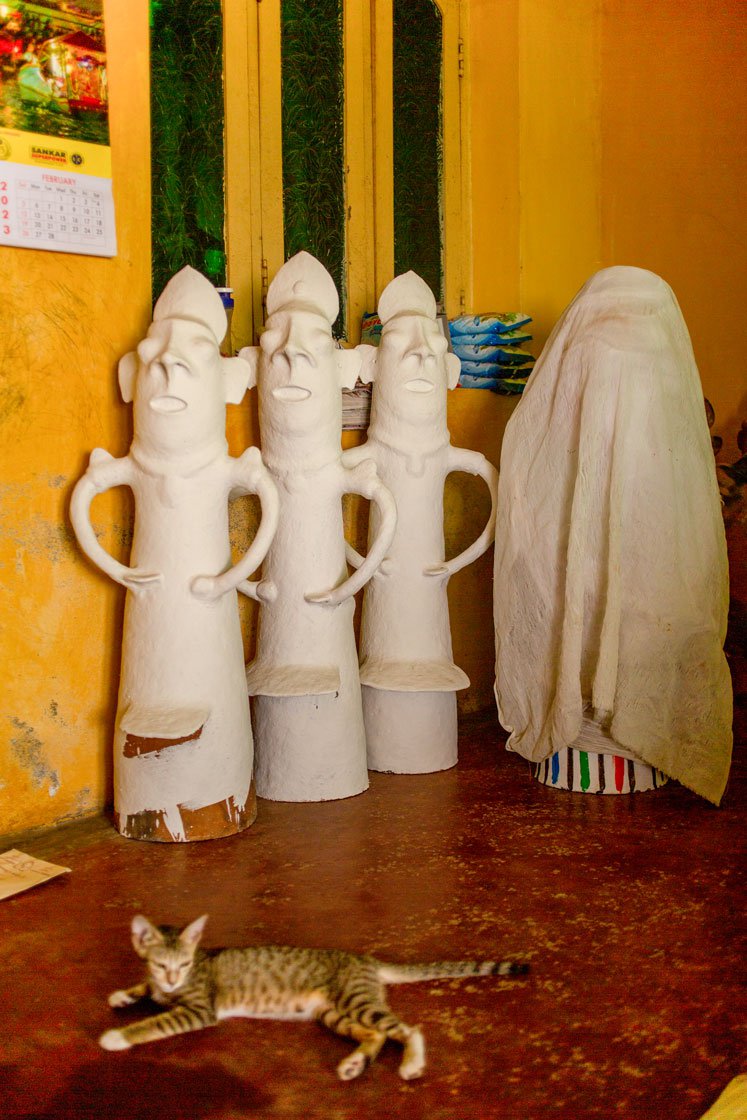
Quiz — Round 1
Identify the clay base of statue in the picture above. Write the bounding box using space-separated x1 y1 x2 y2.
252 693 369 802
363 687 458 774
115 783 257 842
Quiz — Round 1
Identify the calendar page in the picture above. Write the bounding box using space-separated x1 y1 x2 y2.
0 158 115 257
0 0 115 258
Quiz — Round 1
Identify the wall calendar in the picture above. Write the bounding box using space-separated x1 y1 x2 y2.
0 0 116 258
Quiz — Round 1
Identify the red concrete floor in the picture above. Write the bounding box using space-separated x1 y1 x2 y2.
1 698 744 1120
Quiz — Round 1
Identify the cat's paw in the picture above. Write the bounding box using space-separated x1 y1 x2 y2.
108 989 136 1008
399 1027 426 1080
99 1029 132 1051
337 1052 369 1081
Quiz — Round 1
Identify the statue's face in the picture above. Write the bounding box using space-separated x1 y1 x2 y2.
133 319 224 450
376 313 449 420
259 309 339 432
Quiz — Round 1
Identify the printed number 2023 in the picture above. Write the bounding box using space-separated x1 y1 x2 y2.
1 183 10 233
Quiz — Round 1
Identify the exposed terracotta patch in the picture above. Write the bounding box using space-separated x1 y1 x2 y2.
181 792 257 840
116 784 257 843
116 807 168 841
122 726 204 758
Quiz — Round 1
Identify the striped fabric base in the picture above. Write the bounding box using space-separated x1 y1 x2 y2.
533 747 668 794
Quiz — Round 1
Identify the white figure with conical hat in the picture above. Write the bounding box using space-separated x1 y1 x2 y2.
71 267 279 842
344 271 499 774
239 251 397 802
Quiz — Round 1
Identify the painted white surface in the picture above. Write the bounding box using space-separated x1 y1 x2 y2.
494 266 732 805
346 273 498 774
71 268 279 839
240 253 396 802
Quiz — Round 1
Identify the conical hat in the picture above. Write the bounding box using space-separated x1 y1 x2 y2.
378 271 437 325
266 251 339 323
153 266 226 344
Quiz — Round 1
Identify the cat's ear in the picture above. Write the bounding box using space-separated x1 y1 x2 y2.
180 914 208 947
131 915 163 957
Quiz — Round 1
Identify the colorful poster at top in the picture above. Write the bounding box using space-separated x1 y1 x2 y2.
0 0 116 257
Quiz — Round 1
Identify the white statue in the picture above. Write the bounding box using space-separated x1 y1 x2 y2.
239 252 397 802
494 265 733 803
71 267 279 841
344 272 499 773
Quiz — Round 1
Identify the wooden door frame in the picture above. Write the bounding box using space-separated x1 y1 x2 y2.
223 0 470 345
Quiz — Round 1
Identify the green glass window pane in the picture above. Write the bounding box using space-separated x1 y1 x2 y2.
150 0 226 299
393 0 443 304
281 0 346 336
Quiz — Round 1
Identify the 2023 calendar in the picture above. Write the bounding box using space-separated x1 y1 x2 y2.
0 158 115 257
0 0 115 258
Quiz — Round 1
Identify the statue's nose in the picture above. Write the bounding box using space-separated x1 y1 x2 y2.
275 322 315 376
272 350 313 399
405 345 438 368
271 330 315 399
404 323 439 364
284 346 316 382
136 338 183 387
136 336 162 365
155 351 194 389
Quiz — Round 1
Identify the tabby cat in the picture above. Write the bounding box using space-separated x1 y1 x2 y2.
99 914 529 1080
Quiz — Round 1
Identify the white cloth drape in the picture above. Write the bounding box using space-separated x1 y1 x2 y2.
494 266 732 804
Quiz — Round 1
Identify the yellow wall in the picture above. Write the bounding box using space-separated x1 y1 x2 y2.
470 0 747 451
599 1 747 451
0 0 151 837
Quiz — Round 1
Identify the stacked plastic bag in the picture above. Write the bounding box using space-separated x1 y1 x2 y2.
448 313 535 392
360 311 384 346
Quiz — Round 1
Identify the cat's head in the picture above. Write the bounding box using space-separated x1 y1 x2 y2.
130 914 208 994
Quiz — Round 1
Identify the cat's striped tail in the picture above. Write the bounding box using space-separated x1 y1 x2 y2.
376 959 529 984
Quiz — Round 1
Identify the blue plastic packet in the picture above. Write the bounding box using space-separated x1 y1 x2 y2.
459 352 535 376
492 377 530 395
491 346 534 366
451 327 532 347
491 327 532 344
449 312 531 336
458 362 501 378
454 343 535 364
458 373 502 390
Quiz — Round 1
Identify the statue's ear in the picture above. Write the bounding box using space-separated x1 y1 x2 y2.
446 352 461 390
117 352 138 403
237 346 260 392
355 343 379 385
222 355 253 404
336 346 363 390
